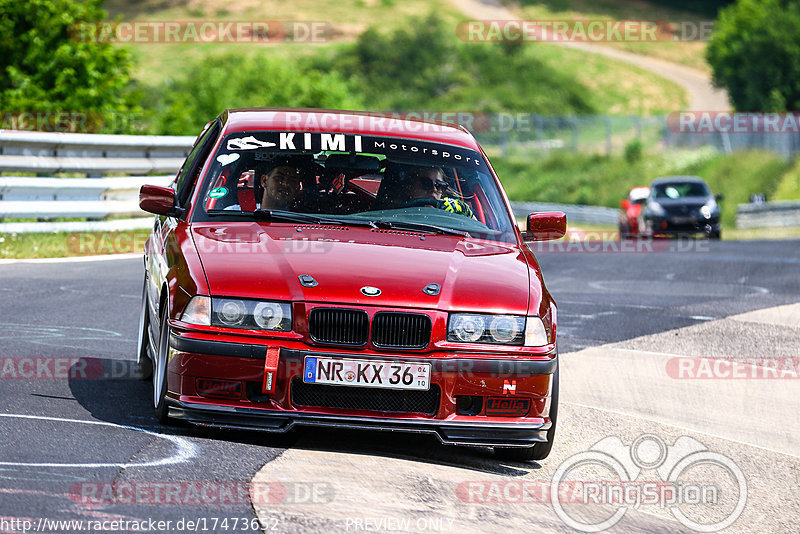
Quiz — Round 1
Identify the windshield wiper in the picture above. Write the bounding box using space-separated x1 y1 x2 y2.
371 219 470 237
207 209 376 228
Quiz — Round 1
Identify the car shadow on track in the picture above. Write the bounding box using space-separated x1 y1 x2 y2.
67 358 537 476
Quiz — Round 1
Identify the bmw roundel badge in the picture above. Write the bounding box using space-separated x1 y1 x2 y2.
361 286 381 297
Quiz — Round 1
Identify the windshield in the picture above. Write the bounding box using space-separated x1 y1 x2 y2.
193 131 517 243
653 181 711 199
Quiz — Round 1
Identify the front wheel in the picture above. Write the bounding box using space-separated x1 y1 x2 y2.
495 362 559 462
153 305 172 425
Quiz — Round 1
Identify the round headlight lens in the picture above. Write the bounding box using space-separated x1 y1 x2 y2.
253 301 284 330
218 300 246 326
450 315 484 342
489 315 521 343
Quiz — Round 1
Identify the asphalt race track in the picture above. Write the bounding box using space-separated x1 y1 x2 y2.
0 239 798 533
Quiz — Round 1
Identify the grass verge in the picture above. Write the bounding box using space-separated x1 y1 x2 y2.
0 230 150 259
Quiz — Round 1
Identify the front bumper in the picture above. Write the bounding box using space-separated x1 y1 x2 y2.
168 400 550 447
647 216 720 236
165 332 556 447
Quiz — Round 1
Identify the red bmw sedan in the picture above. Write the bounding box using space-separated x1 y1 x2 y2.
137 109 565 461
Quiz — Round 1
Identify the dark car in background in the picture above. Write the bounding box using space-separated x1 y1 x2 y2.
643 176 722 239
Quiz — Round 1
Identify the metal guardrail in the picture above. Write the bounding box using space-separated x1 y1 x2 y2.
736 201 800 229
0 175 173 219
0 131 194 174
511 201 618 226
0 130 192 232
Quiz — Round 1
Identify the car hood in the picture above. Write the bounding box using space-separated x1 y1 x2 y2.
191 222 531 313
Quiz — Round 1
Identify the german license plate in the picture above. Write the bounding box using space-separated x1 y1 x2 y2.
303 356 430 391
671 216 696 224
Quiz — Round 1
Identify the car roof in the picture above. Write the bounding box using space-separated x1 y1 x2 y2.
629 186 650 200
650 175 708 186
218 108 481 151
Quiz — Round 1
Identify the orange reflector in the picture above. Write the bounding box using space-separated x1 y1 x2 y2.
263 346 280 394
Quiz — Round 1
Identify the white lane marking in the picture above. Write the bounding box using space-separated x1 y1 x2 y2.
0 414 197 468
689 315 717 321
563 401 800 460
0 253 141 265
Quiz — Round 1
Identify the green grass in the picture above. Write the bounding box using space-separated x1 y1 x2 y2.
773 159 800 201
104 0 467 88
724 227 800 240
106 1 688 123
0 230 150 259
523 44 687 115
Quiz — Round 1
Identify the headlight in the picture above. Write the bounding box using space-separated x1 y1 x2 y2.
212 298 292 331
181 296 211 326
648 200 666 216
449 314 485 342
253 301 285 329
700 199 718 219
218 299 247 326
447 313 526 345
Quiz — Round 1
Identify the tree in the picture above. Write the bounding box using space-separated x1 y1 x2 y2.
150 54 364 135
706 0 800 111
0 0 136 132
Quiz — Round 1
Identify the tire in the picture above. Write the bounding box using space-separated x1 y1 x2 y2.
136 276 153 380
495 362 559 462
708 230 721 240
153 304 173 425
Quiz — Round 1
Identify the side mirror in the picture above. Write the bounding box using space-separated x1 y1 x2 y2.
715 193 724 201
139 184 176 216
620 199 631 209
525 212 566 241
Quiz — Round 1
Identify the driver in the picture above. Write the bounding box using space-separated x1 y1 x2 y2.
402 166 476 219
407 166 449 203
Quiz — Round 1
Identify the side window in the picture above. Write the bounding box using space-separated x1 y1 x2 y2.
175 120 221 209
